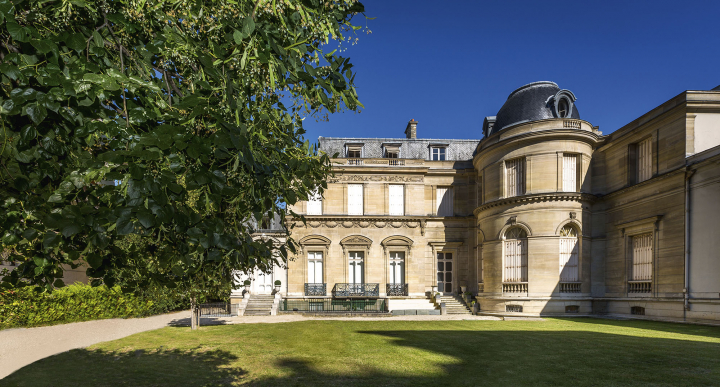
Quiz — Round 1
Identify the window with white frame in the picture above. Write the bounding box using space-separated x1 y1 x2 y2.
505 158 525 197
348 251 364 284
436 187 454 216
431 147 446 161
307 189 322 215
637 137 652 183
559 225 579 282
307 251 323 284
632 233 653 281
389 185 404 216
563 154 577 192
346 145 362 158
504 228 528 282
389 252 405 284
348 184 363 215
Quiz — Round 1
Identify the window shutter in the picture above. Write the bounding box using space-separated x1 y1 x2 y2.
638 138 652 182
632 233 653 280
389 185 404 216
506 158 524 197
436 187 453 216
348 184 363 215
563 155 577 192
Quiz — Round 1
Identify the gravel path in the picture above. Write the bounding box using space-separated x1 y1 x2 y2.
1 312 505 379
0 311 187 379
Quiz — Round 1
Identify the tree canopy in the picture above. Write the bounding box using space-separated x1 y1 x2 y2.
0 0 366 293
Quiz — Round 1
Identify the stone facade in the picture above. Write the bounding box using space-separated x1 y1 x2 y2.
288 82 720 322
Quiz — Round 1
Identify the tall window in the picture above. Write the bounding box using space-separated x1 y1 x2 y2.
632 233 653 281
389 252 405 284
389 185 404 216
563 154 577 192
348 251 364 284
431 147 446 161
505 158 525 197
559 226 579 282
437 252 453 293
436 187 454 216
637 138 652 182
348 184 363 215
307 189 322 215
307 252 323 284
504 228 528 282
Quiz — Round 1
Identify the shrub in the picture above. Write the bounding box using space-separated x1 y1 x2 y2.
243 280 251 286
0 283 187 330
274 280 281 286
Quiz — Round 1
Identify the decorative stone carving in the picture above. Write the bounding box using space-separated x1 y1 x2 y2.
328 175 424 183
296 217 427 236
570 212 577 219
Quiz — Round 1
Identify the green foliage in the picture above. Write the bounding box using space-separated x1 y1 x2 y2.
274 279 281 286
0 283 187 329
0 0 367 296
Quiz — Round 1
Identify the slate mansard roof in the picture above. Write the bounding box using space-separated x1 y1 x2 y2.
318 137 480 161
491 81 580 135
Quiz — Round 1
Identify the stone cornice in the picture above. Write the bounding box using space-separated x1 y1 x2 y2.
289 215 475 236
473 192 597 216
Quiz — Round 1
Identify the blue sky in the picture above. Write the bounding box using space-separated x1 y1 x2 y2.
302 0 720 143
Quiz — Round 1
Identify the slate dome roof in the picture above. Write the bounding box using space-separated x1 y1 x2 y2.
490 81 580 136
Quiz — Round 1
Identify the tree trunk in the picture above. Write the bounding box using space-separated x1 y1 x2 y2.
190 299 200 330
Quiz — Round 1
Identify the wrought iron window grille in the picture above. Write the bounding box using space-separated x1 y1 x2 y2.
386 283 408 296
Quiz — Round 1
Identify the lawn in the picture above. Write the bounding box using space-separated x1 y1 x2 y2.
3 318 720 386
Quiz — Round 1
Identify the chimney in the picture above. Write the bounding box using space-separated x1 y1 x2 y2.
405 119 417 139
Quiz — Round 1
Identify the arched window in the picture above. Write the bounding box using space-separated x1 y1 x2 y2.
557 98 569 118
559 225 579 282
504 227 528 282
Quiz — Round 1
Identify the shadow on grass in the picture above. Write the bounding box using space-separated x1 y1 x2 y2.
168 316 233 327
4 321 720 387
1 346 245 387
250 329 720 386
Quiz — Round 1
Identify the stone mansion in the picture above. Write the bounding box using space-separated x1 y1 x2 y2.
271 81 720 321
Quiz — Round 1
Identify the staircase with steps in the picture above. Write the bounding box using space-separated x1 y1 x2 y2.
434 294 472 315
244 295 275 316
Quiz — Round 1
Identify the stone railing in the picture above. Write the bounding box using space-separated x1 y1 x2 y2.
341 158 424 166
563 119 581 129
502 282 528 294
628 281 652 294
559 282 581 293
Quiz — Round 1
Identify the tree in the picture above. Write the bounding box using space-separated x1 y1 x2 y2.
0 0 366 309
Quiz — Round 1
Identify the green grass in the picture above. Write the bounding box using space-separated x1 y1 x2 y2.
3 318 720 386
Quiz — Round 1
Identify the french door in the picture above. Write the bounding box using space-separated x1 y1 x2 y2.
348 251 364 284
437 252 453 293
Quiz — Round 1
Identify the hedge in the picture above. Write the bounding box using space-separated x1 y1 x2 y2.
0 283 187 330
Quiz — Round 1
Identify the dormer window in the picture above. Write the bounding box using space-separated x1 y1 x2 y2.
384 145 400 159
431 147 446 161
346 145 362 158
552 89 576 119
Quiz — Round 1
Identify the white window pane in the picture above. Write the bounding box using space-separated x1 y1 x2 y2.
437 187 453 216
307 189 322 215
389 185 404 216
348 184 363 215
